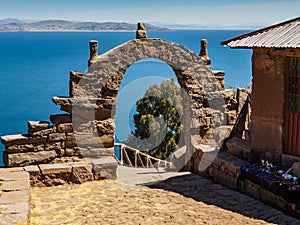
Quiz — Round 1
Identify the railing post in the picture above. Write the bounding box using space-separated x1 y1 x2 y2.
120 144 124 165
134 151 138 167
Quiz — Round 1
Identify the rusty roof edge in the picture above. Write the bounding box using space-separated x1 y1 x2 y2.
220 16 300 47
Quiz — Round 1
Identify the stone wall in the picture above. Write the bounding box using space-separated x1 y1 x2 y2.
192 150 300 218
1 115 79 167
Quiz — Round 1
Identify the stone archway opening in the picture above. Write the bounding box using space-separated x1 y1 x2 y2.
114 58 184 161
115 58 181 142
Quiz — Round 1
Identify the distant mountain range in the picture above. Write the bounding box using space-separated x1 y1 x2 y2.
0 18 170 32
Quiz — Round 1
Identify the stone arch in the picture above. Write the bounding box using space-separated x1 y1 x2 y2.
69 37 224 169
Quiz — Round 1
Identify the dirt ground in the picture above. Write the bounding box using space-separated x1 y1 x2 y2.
30 176 288 225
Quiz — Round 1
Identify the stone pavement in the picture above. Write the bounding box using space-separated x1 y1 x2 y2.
0 168 30 225
30 167 300 225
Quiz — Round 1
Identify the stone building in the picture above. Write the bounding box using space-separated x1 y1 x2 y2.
221 16 300 167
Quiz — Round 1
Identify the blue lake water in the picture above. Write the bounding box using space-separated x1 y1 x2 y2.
0 30 252 165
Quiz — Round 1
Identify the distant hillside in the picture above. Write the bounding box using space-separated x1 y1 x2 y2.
0 19 170 32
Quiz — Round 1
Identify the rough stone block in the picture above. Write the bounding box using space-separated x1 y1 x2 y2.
74 133 113 148
50 114 71 125
39 163 72 175
226 137 251 159
170 145 187 170
95 108 112 120
50 156 83 164
92 156 118 180
3 150 57 167
214 152 249 178
45 142 63 151
200 117 211 128
241 179 261 200
218 173 237 190
29 126 56 137
60 104 72 114
48 133 66 142
65 133 77 148
6 144 34 153
28 121 50 133
96 119 114 136
79 147 114 158
32 144 45 152
69 162 94 184
23 165 41 185
64 148 80 156
70 71 83 97
237 88 249 113
1 134 28 146
39 163 72 186
190 118 200 129
1 135 47 147
213 70 225 89
58 123 73 133
226 110 237 125
214 125 232 146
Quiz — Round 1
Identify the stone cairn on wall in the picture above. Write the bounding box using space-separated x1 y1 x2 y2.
0 23 243 186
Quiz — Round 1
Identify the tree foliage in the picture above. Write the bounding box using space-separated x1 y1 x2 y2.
125 78 183 160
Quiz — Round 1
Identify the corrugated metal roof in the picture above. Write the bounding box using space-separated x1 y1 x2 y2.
221 17 300 48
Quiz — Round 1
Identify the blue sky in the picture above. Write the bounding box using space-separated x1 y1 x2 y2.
0 0 299 27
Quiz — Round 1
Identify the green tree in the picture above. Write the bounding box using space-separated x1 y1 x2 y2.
125 78 183 160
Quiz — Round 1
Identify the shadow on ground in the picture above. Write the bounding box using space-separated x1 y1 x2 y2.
146 173 298 225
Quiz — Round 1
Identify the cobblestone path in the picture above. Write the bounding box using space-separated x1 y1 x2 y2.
30 173 299 225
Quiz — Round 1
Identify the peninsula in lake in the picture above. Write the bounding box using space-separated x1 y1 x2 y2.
0 18 170 32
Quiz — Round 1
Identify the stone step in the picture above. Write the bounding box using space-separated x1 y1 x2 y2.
0 168 30 225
